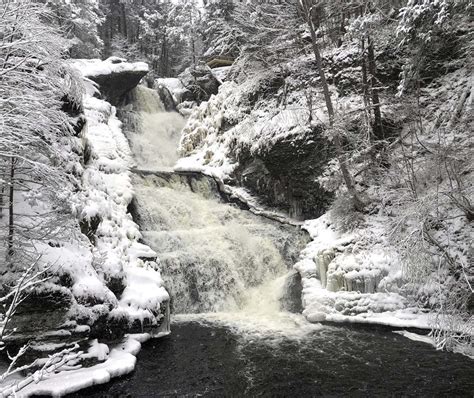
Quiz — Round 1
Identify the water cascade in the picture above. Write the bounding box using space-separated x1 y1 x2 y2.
126 86 186 169
73 84 474 398
125 85 309 325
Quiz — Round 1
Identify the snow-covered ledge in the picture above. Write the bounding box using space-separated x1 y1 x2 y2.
71 57 149 105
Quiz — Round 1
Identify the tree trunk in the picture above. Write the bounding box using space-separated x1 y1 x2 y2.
360 39 372 138
8 158 15 262
160 32 169 76
120 3 128 38
302 1 363 210
367 35 384 140
0 163 4 220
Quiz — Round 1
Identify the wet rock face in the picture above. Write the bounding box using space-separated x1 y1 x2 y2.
280 270 303 313
3 286 74 357
179 64 220 103
233 127 334 220
156 84 177 112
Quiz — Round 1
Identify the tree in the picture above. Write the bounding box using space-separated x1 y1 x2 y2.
299 0 365 210
46 0 104 58
201 0 243 61
0 0 81 271
396 0 468 94
0 1 85 389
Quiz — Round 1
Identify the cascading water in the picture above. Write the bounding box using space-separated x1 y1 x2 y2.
126 86 186 169
131 171 304 315
125 85 310 332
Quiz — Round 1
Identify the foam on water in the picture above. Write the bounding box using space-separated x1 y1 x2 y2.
171 274 323 344
128 86 185 169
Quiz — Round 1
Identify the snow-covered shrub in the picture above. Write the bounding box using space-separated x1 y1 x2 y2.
329 195 366 233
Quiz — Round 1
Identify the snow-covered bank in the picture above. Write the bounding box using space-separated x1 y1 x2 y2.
1 59 171 397
9 333 170 397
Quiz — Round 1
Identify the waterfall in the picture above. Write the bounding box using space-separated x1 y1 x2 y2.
127 86 185 170
131 171 306 314
126 86 309 326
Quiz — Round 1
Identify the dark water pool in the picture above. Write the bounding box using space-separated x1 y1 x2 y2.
71 321 473 397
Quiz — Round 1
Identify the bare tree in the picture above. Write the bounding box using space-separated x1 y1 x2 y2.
0 0 85 386
299 0 364 210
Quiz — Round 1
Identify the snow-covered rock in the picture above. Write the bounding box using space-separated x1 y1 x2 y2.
70 57 149 105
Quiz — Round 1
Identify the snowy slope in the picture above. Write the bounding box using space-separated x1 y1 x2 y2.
176 32 473 347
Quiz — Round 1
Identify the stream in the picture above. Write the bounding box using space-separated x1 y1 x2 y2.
73 86 474 397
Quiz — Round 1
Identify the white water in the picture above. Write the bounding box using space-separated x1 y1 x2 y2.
128 86 185 169
129 86 312 340
132 172 294 314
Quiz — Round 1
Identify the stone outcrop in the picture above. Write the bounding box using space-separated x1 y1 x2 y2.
178 63 221 103
233 126 334 220
72 57 149 106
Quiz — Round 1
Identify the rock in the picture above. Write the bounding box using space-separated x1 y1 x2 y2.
233 126 334 220
4 285 74 351
72 58 149 106
156 84 177 112
280 270 303 313
179 63 221 103
89 71 148 106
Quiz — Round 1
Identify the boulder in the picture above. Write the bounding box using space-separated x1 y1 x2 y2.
280 270 303 313
156 84 177 112
233 125 334 220
178 63 221 103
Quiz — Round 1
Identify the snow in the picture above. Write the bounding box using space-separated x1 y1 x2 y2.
211 66 232 83
16 335 146 398
394 331 435 347
82 340 110 361
70 57 149 79
78 86 169 324
155 77 187 104
294 213 439 329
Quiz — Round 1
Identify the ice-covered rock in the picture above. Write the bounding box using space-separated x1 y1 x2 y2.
177 73 334 219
